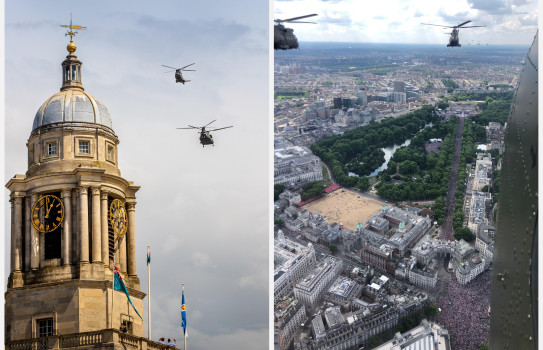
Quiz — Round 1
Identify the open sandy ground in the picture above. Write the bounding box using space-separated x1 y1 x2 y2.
303 189 387 231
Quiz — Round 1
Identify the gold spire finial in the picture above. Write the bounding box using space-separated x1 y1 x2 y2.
60 14 86 53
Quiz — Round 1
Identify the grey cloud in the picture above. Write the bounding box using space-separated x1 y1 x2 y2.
467 0 513 14
437 9 473 24
510 0 532 6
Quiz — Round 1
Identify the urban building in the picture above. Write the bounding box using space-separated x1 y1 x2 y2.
373 319 451 350
361 206 432 256
311 306 399 350
393 81 406 93
275 299 307 350
294 256 343 309
393 92 407 104
274 146 323 187
356 90 368 106
360 243 397 275
274 231 317 302
408 262 438 290
456 253 486 285
324 276 362 307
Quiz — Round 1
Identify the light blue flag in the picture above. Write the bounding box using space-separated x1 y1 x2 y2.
114 266 143 321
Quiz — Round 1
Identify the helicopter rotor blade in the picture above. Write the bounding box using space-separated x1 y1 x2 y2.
161 65 178 70
282 14 318 22
456 20 472 28
204 120 217 128
421 23 454 28
208 126 233 132
182 69 196 71
287 21 317 24
177 126 199 130
180 63 196 70
460 25 486 28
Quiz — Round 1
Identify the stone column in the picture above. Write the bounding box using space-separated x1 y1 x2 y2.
101 193 109 265
10 199 15 273
61 190 72 265
24 197 31 271
126 202 137 276
91 187 102 263
79 187 89 263
119 234 127 273
13 196 23 272
30 194 39 269
72 190 79 264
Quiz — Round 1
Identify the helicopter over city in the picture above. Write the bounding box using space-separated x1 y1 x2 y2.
177 120 233 147
421 20 485 47
274 14 317 50
162 63 196 84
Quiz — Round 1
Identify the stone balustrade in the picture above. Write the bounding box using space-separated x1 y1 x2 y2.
6 329 178 350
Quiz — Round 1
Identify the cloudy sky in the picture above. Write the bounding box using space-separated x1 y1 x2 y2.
274 0 538 45
4 1 269 349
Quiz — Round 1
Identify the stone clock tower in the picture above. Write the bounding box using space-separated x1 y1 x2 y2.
5 30 150 349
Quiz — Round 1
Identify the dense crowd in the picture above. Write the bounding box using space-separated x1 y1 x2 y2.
441 117 465 241
435 270 490 350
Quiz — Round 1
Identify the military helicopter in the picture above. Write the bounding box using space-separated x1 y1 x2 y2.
421 20 485 47
162 63 196 84
177 120 233 147
274 14 317 50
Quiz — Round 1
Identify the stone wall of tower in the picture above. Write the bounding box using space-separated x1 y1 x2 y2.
5 279 145 341
26 126 120 177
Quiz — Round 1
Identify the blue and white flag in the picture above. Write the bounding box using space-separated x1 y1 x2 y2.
147 247 151 265
181 288 187 337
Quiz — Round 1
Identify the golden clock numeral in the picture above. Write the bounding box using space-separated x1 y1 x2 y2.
56 217 62 221
39 224 44 230
46 225 49 231
34 219 40 225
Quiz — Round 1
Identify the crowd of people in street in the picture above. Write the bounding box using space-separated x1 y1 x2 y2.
435 270 491 349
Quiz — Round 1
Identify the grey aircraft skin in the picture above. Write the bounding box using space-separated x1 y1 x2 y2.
489 31 537 348
274 14 317 50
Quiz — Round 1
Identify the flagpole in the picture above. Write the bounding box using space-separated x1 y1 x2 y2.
147 245 151 340
183 283 186 350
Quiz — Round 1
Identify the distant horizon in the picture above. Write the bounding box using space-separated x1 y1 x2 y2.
286 41 531 48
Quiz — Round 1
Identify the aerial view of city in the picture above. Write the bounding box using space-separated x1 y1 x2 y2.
273 1 537 349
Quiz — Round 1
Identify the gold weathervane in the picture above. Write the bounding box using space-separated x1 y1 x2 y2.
60 14 86 53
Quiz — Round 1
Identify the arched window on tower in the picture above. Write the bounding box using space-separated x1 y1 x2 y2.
64 66 70 83
71 64 77 81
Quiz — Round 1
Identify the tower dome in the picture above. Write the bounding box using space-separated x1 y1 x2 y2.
26 40 120 176
30 37 115 137
32 89 113 131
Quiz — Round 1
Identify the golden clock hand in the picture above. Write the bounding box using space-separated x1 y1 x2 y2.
45 202 54 219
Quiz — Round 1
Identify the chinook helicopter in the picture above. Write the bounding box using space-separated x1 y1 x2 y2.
421 20 485 47
177 120 233 147
162 63 196 84
274 14 317 50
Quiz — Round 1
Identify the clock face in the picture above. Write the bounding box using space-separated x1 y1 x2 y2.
31 195 65 233
109 199 128 238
